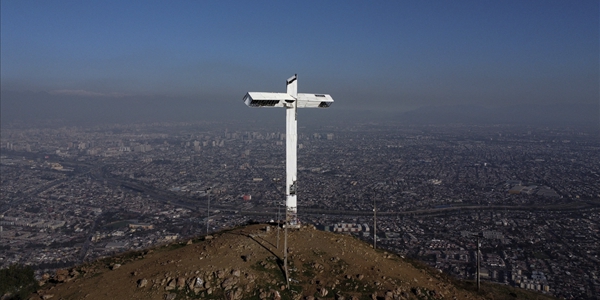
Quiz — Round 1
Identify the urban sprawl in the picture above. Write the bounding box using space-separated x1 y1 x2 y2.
1 121 598 299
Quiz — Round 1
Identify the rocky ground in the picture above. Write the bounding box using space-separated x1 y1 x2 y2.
31 224 553 300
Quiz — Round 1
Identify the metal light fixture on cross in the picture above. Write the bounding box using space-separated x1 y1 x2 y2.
243 74 333 227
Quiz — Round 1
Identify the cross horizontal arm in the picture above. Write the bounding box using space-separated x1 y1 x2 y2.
243 92 333 108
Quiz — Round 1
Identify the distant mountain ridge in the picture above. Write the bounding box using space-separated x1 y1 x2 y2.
397 103 599 126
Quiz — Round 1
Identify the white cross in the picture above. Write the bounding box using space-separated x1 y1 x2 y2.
243 74 333 227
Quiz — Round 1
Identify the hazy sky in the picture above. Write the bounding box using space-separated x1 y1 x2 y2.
1 1 598 125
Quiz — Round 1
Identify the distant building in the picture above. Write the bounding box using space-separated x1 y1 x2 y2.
133 144 152 152
508 185 525 194
105 242 128 249
332 223 369 233
128 223 154 230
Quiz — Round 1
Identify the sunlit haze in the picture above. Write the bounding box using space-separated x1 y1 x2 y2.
1 1 598 126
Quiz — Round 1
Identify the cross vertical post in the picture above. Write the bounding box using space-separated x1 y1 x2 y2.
285 75 298 228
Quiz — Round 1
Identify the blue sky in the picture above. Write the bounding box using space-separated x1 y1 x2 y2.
1 0 598 124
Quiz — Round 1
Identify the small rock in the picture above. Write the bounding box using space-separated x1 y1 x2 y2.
176 277 186 288
42 295 54 300
112 264 121 270
54 269 69 283
319 287 328 297
231 269 241 277
385 291 393 298
165 279 176 291
222 276 239 289
164 293 176 300
137 278 148 288
273 291 281 300
225 288 244 300
194 277 204 288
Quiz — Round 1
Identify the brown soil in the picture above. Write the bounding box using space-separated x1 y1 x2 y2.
31 224 548 300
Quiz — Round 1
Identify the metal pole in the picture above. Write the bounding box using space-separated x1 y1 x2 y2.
277 200 280 249
206 187 211 235
373 198 377 250
476 236 480 292
284 222 289 288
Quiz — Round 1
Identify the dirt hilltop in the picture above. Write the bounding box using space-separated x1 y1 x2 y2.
33 224 552 300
